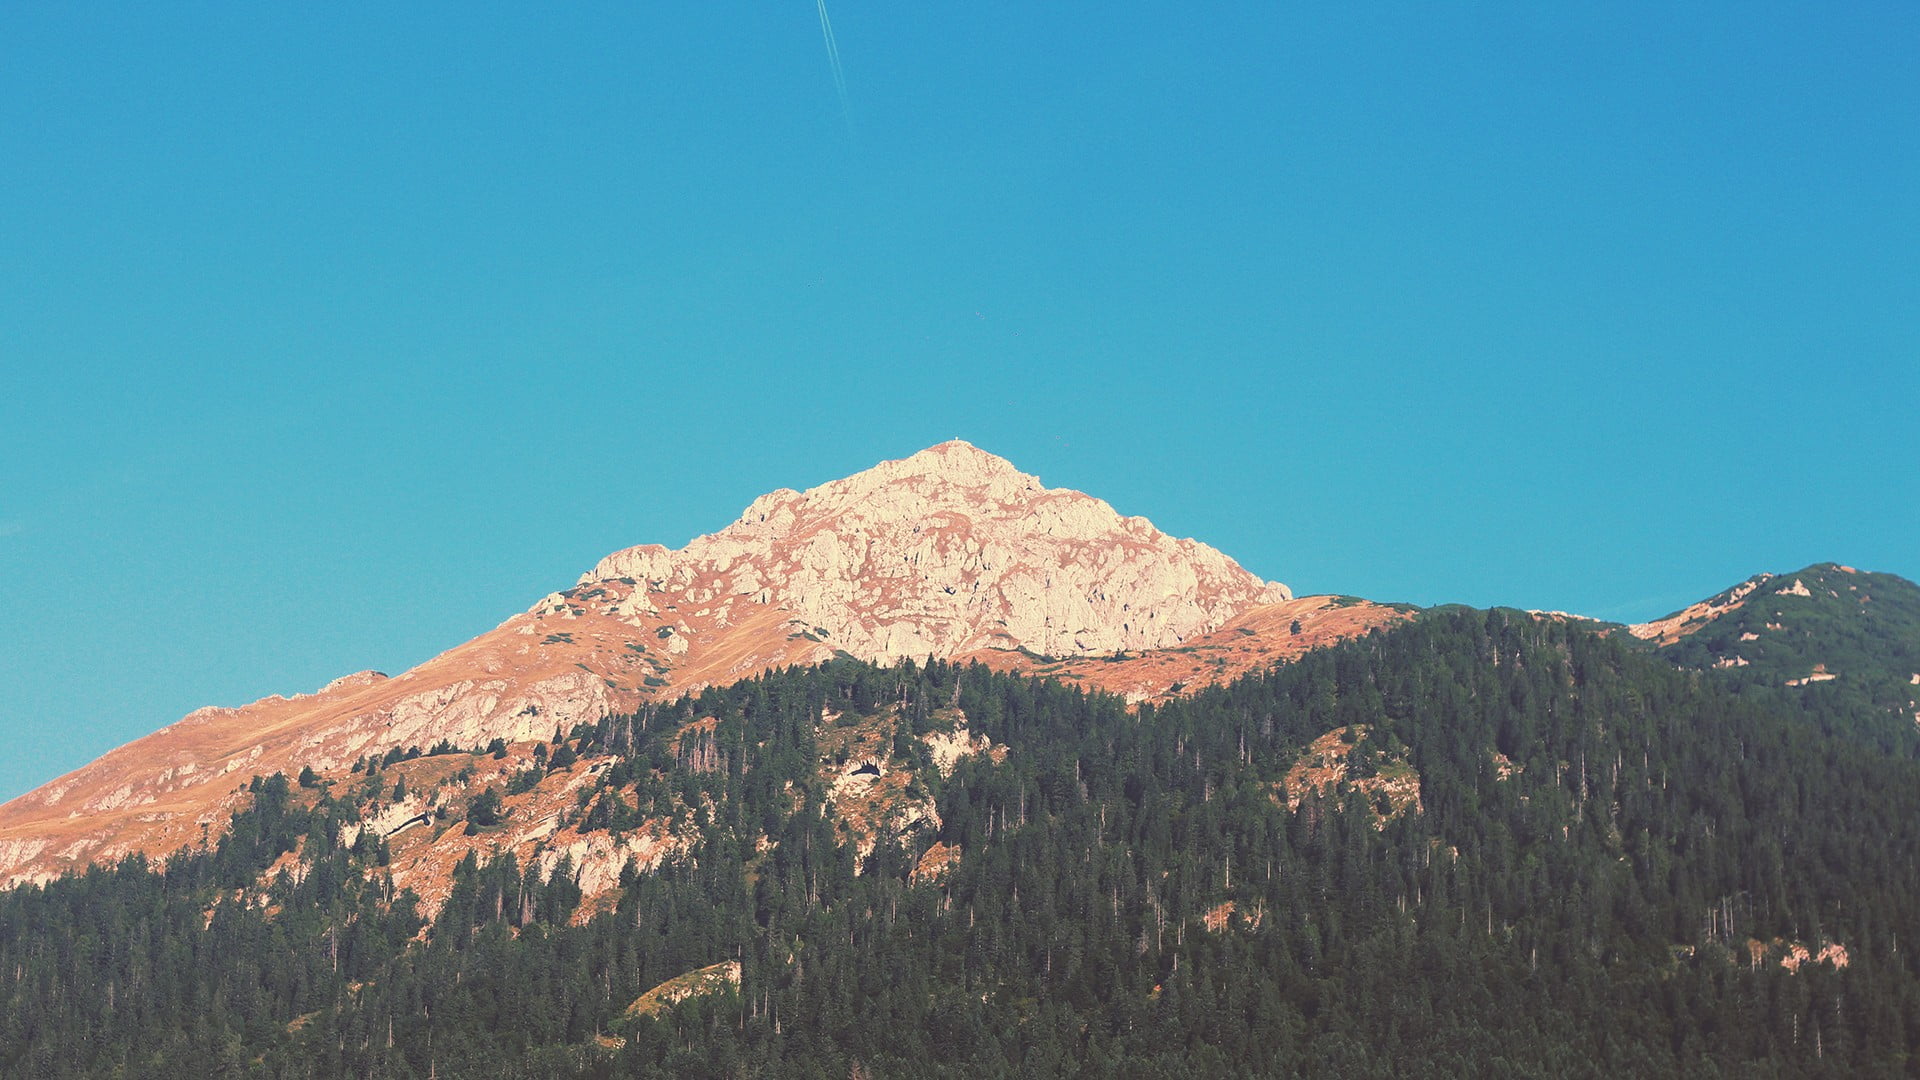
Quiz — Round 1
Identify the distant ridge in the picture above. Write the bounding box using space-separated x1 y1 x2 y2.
1634 563 1920 733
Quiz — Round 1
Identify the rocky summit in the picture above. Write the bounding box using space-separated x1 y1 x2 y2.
579 440 1291 661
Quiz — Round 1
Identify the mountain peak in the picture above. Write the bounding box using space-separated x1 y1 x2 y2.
893 439 1020 478
808 439 1035 505
722 441 1037 529
583 441 1289 661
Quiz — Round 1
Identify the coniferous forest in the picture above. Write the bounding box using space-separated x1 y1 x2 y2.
5 608 1920 1077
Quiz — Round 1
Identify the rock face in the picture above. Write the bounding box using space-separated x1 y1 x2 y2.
0 440 1313 889
584 440 1290 660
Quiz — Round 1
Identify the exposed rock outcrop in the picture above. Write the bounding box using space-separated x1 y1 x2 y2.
1630 575 1773 646
584 441 1290 661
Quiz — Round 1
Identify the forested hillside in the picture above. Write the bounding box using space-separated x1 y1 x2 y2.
5 609 1919 1077
1654 564 1920 754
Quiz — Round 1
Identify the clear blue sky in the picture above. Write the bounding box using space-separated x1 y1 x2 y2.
3 4 1916 800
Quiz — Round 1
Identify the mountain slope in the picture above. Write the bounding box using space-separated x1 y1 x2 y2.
0 442 1400 888
7 611 1919 1075
1634 562 1920 738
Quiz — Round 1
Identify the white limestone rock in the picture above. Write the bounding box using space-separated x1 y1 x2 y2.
580 441 1288 662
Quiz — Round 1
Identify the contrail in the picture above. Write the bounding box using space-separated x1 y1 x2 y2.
815 0 851 133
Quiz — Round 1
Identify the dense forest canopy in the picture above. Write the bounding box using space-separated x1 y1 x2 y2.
3 608 1918 1077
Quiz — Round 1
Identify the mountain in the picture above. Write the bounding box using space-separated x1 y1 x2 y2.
1632 562 1920 742
3 446 1919 1073
0 442 1405 888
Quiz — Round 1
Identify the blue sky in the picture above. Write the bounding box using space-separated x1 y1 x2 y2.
2 4 1916 800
